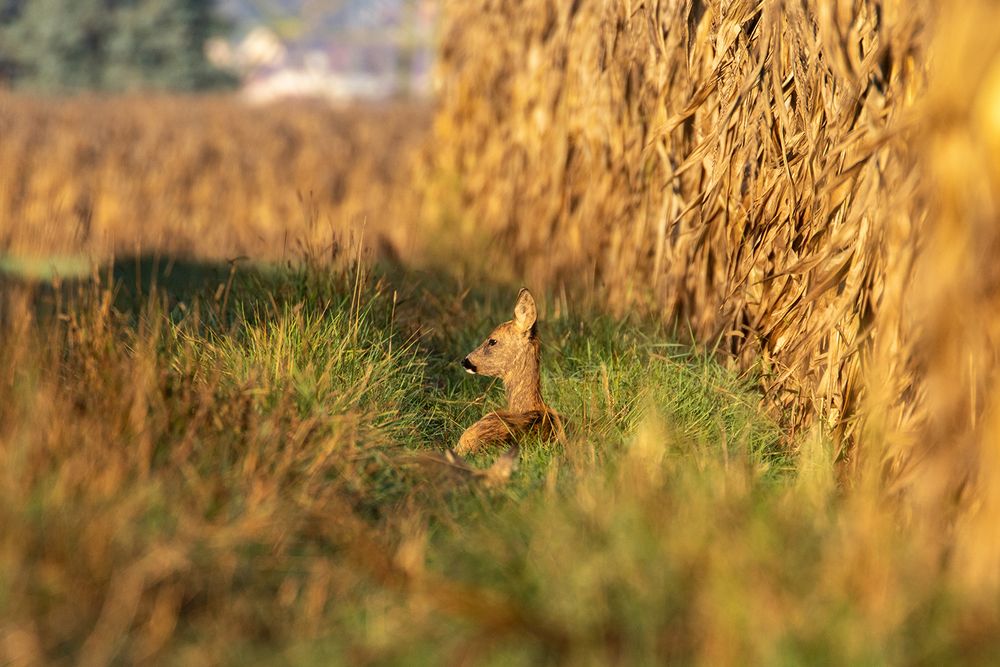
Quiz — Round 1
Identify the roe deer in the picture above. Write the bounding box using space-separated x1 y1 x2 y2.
455 288 561 457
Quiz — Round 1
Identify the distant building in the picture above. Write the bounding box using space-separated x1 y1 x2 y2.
239 27 289 69
243 58 394 105
205 2 436 104
206 27 287 72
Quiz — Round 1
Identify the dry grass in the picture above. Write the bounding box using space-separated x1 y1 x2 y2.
0 268 422 665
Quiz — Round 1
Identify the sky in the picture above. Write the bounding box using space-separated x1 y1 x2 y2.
218 0 408 41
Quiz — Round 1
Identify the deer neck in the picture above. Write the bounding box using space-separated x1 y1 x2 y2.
503 345 544 413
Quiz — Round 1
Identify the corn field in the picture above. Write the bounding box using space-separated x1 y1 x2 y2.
427 0 1000 549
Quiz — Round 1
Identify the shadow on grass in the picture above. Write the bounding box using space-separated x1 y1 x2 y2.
0 252 786 482
0 251 528 444
1 251 571 364
1 252 519 337
1 254 250 320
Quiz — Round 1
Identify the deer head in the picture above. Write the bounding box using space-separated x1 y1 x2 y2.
461 288 544 412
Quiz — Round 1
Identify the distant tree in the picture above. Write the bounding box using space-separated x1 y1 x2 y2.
0 0 25 83
0 0 237 91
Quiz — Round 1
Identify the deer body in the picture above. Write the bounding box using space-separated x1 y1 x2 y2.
455 288 560 456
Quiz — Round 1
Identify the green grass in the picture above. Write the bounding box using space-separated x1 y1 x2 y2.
1 259 995 666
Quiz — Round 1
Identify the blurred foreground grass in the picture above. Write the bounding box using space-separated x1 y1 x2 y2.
1 255 996 666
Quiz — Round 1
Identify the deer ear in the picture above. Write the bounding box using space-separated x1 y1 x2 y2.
513 288 536 332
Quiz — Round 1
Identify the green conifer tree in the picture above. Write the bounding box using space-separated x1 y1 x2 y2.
0 0 236 91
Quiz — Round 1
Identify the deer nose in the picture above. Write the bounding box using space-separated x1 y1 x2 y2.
461 357 477 374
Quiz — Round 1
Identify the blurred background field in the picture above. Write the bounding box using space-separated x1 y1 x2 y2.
2 0 1000 665
0 94 428 259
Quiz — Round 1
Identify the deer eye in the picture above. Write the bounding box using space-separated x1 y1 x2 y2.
487 338 497 347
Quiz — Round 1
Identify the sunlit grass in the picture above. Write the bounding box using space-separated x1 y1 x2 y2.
4 259 995 664
0 260 792 664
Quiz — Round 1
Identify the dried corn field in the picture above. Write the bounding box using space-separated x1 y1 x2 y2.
429 0 930 438
428 0 1000 522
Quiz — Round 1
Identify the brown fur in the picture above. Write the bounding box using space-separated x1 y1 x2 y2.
455 288 561 456
457 409 559 454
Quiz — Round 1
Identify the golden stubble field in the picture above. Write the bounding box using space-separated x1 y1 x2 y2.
0 94 429 260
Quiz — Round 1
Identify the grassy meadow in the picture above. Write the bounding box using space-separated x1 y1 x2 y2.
3 0 1000 664
2 254 988 666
